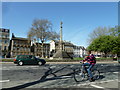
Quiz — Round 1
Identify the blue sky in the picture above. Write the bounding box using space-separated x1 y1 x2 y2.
2 2 118 47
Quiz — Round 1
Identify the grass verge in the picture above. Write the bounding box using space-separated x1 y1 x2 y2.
1 57 114 62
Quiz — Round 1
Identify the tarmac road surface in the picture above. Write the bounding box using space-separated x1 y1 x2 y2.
0 62 119 89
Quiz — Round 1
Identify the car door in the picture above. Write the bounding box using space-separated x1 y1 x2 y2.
24 55 30 64
21 55 28 64
32 56 38 64
29 56 38 64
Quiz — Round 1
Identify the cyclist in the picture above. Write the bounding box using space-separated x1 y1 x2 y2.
81 53 96 82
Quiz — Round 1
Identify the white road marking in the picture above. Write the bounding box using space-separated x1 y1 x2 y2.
100 79 118 83
113 72 119 74
90 84 104 88
0 80 10 83
77 79 118 87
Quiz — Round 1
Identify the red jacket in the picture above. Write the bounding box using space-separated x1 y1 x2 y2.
83 55 96 65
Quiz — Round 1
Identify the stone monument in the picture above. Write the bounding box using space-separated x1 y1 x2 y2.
52 22 72 60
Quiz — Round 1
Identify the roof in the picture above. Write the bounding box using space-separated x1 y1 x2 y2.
12 37 30 41
0 28 10 33
74 45 86 50
51 40 74 46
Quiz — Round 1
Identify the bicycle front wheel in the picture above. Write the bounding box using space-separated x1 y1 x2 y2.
92 69 100 80
73 69 85 82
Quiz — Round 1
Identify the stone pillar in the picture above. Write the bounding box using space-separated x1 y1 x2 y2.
59 21 63 50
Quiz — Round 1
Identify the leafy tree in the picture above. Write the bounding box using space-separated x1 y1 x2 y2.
88 26 120 44
109 26 120 37
87 26 120 57
87 35 117 57
111 36 120 56
27 19 59 57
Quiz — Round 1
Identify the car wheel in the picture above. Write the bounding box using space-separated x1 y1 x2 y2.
38 61 42 65
18 61 23 66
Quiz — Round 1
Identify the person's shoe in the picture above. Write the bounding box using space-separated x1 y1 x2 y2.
89 77 95 82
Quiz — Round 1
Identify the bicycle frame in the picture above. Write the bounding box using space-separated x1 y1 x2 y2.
73 64 100 82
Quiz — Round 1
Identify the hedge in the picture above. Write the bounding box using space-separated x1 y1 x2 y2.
1 57 113 62
1 59 14 62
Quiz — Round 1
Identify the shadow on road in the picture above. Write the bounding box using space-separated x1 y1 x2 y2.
2 65 74 89
99 75 105 80
2 64 107 89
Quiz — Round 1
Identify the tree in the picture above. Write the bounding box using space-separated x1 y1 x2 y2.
87 35 120 57
88 35 114 57
88 26 120 44
111 36 120 56
27 19 59 57
109 26 120 37
88 26 110 44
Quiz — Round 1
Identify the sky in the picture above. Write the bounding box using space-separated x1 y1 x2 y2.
2 2 118 48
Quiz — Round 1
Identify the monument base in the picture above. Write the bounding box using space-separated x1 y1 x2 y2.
52 50 73 60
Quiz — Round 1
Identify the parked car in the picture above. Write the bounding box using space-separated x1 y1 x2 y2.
14 55 46 66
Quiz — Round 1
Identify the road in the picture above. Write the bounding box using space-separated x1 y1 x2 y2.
1 62 120 89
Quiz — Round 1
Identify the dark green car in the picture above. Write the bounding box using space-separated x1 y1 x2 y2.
14 55 46 66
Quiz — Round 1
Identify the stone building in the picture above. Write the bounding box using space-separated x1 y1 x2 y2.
0 28 10 58
31 42 50 58
73 46 86 58
9 34 32 57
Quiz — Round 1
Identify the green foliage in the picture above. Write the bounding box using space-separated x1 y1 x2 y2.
111 36 120 54
88 35 120 56
2 59 14 62
109 26 120 37
87 26 120 56
73 57 84 60
45 59 81 62
1 58 113 62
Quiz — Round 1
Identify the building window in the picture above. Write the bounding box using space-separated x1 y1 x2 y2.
4 46 7 50
4 40 8 44
14 41 16 44
17 47 19 50
0 46 1 50
5 35 9 38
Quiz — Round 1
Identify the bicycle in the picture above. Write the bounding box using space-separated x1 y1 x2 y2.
73 62 100 82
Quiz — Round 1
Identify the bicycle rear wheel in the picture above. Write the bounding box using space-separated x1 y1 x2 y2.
73 69 85 82
92 69 100 80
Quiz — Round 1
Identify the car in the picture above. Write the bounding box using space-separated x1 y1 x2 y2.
14 55 46 66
